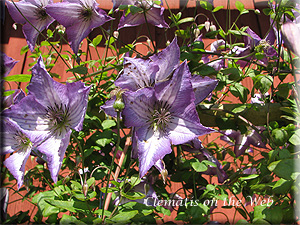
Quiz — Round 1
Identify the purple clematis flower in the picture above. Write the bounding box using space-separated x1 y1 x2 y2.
46 0 113 55
3 56 91 182
220 127 266 157
6 0 54 52
113 38 218 103
117 0 169 29
1 51 19 76
122 60 214 178
182 138 228 183
1 118 39 189
232 27 277 67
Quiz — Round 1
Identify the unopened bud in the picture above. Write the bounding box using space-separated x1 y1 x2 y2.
12 23 17 30
254 9 260 14
204 21 210 32
147 38 151 46
113 31 119 39
83 182 89 197
210 24 217 32
166 40 170 46
62 175 70 185
113 98 125 111
193 28 200 38
161 169 168 184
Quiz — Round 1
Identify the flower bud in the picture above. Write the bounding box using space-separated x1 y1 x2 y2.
147 38 151 46
161 169 168 184
204 21 210 32
113 98 125 111
113 31 119 39
83 182 89 197
194 28 201 38
166 40 170 46
62 175 70 185
210 24 217 32
254 9 260 14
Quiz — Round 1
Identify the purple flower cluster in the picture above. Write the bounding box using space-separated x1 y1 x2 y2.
102 38 219 178
6 0 168 55
1 56 91 188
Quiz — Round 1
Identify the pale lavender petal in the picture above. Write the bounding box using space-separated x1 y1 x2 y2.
142 7 168 28
155 61 194 111
136 126 172 178
281 22 300 56
122 88 155 128
191 75 218 105
1 51 19 76
37 131 71 183
167 112 214 145
28 56 69 108
115 57 159 90
244 27 261 48
154 159 164 173
112 0 135 10
150 37 180 82
181 138 203 153
4 148 31 189
46 0 112 54
3 95 50 133
118 11 146 29
234 135 249 157
248 130 266 148
210 40 225 53
66 81 91 131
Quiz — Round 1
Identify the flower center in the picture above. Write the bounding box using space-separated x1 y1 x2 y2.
35 7 48 21
13 131 32 153
45 103 71 136
150 103 172 132
135 0 155 10
80 7 93 21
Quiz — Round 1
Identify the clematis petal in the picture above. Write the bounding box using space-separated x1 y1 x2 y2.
136 126 172 178
112 0 135 10
4 148 31 189
100 97 118 118
37 131 71 183
168 112 214 145
46 0 112 54
66 81 91 131
142 7 168 28
234 135 249 157
28 56 69 108
155 61 194 112
118 11 146 29
3 95 50 133
122 88 155 128
1 51 19 76
115 57 159 90
150 37 180 82
191 75 219 105
281 22 300 56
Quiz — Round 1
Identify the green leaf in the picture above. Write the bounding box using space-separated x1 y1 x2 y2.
177 17 194 25
60 214 85 225
289 129 300 145
239 174 259 181
222 67 241 81
232 104 247 114
3 74 31 82
190 158 208 172
121 191 145 200
235 1 244 12
92 35 102 47
109 210 139 223
272 178 293 194
271 128 288 146
212 5 224 12
129 5 143 14
254 75 273 94
229 83 249 103
67 66 88 75
199 0 213 11
47 29 53 38
102 119 116 130
268 159 294 180
20 45 29 55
